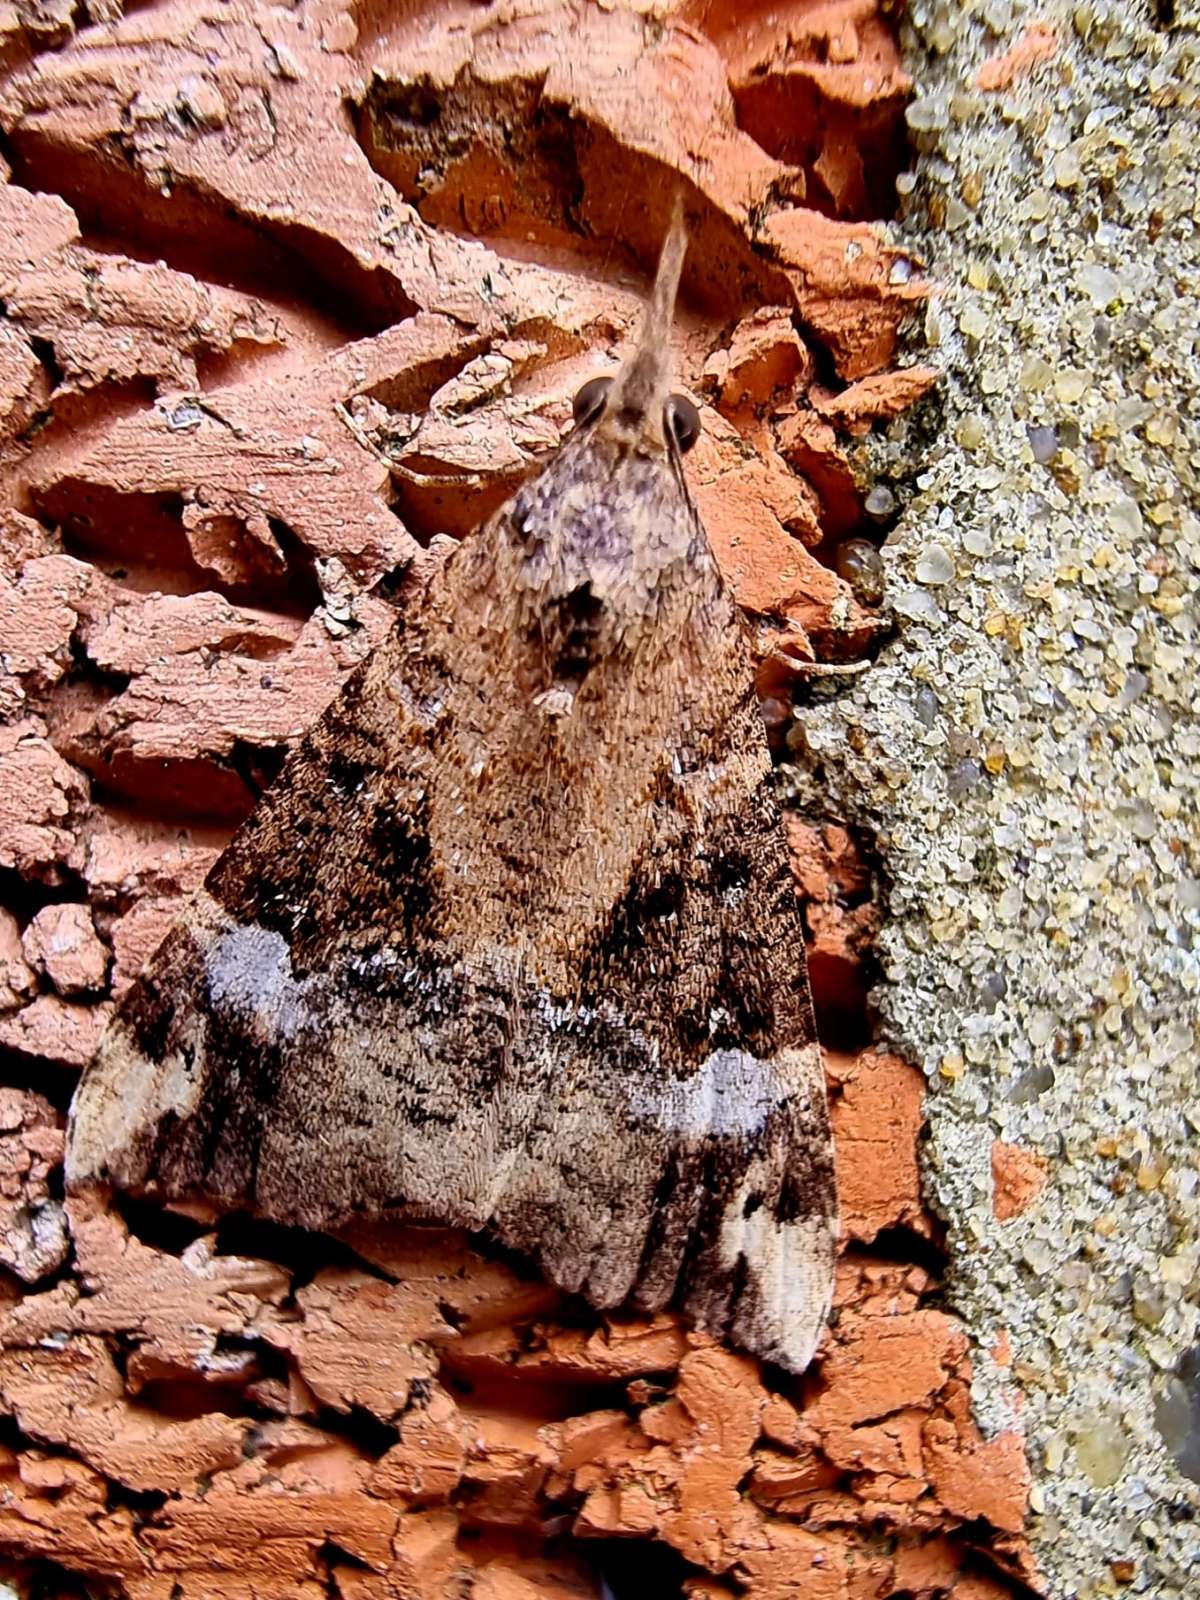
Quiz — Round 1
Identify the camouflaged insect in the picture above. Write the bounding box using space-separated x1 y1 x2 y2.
67 206 837 1374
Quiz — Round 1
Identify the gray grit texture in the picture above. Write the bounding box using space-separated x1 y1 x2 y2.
783 2 1200 1594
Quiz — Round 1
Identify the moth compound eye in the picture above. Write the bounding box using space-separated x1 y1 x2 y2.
665 394 701 454
572 375 613 427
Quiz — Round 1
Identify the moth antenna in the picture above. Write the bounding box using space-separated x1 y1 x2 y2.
601 191 690 449
643 190 689 362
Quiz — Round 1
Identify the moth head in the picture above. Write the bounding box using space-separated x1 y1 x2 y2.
572 375 701 456
578 195 698 459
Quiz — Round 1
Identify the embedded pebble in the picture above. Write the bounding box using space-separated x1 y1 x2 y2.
1153 1348 1200 1484
1026 424 1059 464
915 544 955 584
864 484 898 521
891 585 941 623
947 759 984 799
834 538 885 603
1074 1417 1132 1489
1076 262 1125 309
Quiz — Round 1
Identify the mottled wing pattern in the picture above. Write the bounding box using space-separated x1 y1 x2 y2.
68 219 838 1373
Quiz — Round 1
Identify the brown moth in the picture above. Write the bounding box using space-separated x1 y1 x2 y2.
67 206 837 1374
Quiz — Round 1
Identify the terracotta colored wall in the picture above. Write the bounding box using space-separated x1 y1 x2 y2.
0 3 1034 1595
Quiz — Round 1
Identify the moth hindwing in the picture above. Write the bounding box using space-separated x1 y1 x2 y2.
67 208 837 1374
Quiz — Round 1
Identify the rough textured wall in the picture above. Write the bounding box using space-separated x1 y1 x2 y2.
5 0 1185 1596
785 3 1199 1596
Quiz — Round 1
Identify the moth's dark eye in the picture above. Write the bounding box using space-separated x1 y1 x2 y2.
665 394 701 454
573 375 613 427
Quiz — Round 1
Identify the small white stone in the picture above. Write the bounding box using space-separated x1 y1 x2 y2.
892 586 943 623
916 545 956 585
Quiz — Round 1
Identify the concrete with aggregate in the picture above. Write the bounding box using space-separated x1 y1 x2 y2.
785 3 1200 1593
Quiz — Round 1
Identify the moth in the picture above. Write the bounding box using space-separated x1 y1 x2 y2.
67 206 837 1374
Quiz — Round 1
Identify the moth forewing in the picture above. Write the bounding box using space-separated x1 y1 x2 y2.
67 204 837 1375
